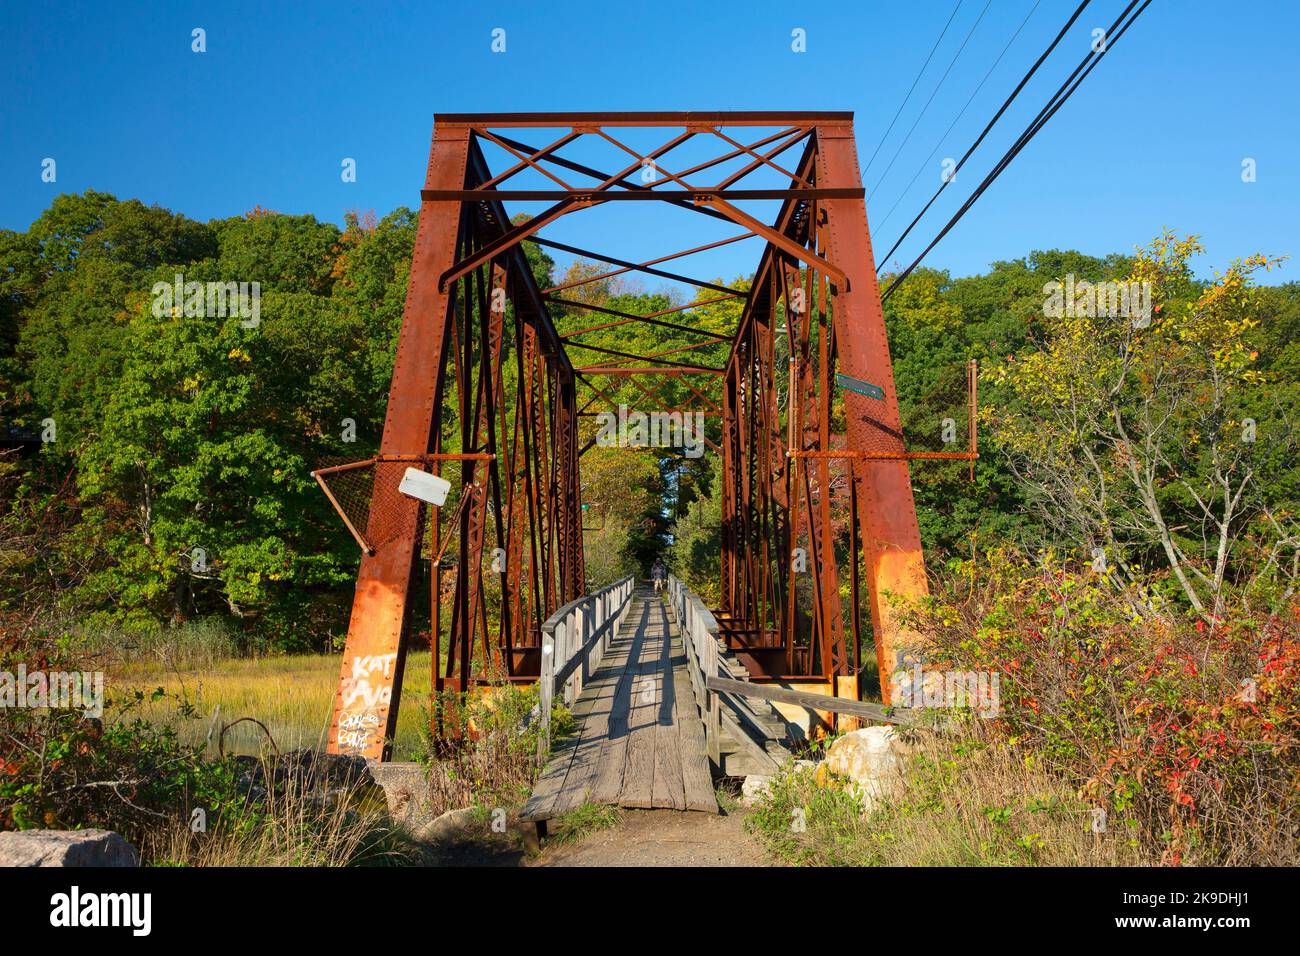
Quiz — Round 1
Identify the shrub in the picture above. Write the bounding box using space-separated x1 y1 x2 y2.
898 548 1300 864
419 681 573 816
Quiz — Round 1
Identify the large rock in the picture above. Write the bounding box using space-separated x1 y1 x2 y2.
822 726 904 812
0 829 139 867
740 760 815 807
414 806 476 843
366 761 435 826
740 775 773 807
235 749 385 811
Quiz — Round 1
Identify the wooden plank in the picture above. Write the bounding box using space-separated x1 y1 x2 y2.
526 593 637 820
705 674 917 724
718 708 781 774
551 666 621 815
520 728 581 821
521 658 611 821
674 666 718 813
588 600 644 804
651 608 686 811
704 622 721 765
619 596 659 809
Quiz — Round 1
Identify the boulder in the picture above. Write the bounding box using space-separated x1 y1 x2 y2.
235 749 385 811
740 760 815 807
414 806 477 843
740 775 772 807
822 726 904 812
366 760 434 826
0 829 139 867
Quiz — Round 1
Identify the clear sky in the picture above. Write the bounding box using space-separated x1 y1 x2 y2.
2 0 1296 286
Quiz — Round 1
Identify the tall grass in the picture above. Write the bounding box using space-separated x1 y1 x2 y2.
145 761 428 867
421 682 573 815
82 617 247 670
749 721 1156 867
116 652 433 759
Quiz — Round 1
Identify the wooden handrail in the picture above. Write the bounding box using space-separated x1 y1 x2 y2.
704 675 917 725
665 575 916 772
536 574 636 765
666 574 722 765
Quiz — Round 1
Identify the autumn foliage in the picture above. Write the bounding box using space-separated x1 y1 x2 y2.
902 549 1300 864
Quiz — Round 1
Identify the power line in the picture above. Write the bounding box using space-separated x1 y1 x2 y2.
875 0 1093 271
868 0 994 200
861 0 964 179
880 0 1153 302
875 0 1042 235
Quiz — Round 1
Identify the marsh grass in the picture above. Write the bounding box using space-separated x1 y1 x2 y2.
113 652 432 759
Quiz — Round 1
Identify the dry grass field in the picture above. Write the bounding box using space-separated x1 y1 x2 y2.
112 652 433 759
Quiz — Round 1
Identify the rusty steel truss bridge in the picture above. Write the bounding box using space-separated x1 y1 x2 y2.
313 111 977 762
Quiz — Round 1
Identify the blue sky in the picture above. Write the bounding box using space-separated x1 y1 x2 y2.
2 0 1296 286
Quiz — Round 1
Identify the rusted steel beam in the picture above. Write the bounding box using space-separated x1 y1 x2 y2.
549 295 740 333
574 366 725 375
327 123 470 760
475 128 584 191
815 123 929 704
699 128 811 188
790 450 978 460
434 111 855 127
421 188 863 202
709 126 813 188
556 340 723 372
561 314 733 343
474 128 578 190
533 237 736 294
543 232 752 295
699 195 849 286
485 136 735 226
438 131 697 290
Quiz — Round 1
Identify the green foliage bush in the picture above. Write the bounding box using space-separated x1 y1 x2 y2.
901 549 1300 864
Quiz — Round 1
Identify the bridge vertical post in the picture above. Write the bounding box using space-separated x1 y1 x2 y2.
814 123 929 704
702 603 720 766
327 123 471 759
538 627 555 766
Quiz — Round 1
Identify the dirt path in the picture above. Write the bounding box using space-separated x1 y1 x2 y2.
426 807 775 867
533 808 773 867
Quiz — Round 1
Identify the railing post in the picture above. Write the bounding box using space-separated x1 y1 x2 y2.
538 626 555 766
577 604 591 692
556 619 569 707
702 600 720 766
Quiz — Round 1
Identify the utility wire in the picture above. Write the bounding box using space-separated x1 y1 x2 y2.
862 0 964 179
880 0 1153 302
875 0 1042 234
869 0 994 200
875 0 1092 271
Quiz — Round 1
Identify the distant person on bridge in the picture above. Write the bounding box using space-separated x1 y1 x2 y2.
651 559 667 593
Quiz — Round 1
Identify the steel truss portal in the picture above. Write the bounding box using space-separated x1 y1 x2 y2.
319 112 969 759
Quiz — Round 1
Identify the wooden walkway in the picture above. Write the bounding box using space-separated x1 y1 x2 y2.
522 586 718 821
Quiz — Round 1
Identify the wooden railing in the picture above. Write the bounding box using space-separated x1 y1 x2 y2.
536 574 636 764
666 575 913 770
666 574 723 765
